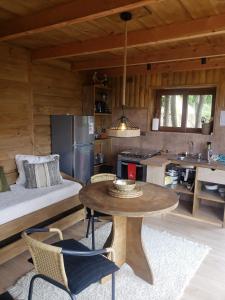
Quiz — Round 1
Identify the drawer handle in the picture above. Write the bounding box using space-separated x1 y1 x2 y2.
210 168 216 171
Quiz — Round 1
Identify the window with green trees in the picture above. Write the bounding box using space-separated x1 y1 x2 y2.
156 87 216 132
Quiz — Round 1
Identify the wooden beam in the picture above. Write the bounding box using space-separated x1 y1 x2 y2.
71 43 225 70
0 0 156 41
102 56 225 76
32 12 225 61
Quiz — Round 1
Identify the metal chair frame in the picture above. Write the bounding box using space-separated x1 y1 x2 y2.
85 173 116 249
23 227 116 300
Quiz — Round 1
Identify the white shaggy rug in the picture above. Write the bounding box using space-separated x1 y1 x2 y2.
8 223 210 300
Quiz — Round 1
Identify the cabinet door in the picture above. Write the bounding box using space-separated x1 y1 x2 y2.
146 165 165 186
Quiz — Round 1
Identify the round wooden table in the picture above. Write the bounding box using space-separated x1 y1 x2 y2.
79 181 178 285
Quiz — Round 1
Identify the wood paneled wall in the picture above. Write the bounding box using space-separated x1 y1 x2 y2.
0 44 85 178
32 64 84 155
0 44 33 179
112 75 151 109
112 69 225 155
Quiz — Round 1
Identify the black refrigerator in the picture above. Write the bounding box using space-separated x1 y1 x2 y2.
51 115 94 184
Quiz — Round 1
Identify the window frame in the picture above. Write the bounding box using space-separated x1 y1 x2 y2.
155 87 216 133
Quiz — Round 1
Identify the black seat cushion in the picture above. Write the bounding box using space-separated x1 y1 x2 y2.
0 292 14 300
53 239 119 295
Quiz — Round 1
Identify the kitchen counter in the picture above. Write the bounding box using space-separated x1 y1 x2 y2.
141 154 225 171
140 154 169 167
142 153 225 228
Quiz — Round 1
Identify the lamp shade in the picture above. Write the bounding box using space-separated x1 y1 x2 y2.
107 115 140 137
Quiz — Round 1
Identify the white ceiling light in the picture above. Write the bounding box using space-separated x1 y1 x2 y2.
107 12 140 138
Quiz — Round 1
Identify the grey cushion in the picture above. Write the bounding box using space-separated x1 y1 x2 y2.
23 157 63 188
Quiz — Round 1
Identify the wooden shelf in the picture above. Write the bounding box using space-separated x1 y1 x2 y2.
95 112 112 116
170 199 223 227
195 205 224 226
94 162 111 167
94 84 111 90
197 190 225 204
171 199 193 217
83 84 112 175
167 184 194 195
95 138 111 143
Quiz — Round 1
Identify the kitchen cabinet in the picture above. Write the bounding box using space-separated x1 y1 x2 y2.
146 165 165 186
144 155 168 186
192 167 225 227
145 157 225 227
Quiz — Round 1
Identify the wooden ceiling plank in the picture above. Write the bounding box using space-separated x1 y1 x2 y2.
103 56 225 76
71 42 225 70
32 12 225 61
0 0 157 41
179 0 217 19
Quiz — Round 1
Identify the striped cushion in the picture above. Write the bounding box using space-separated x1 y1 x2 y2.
0 166 10 192
23 157 63 188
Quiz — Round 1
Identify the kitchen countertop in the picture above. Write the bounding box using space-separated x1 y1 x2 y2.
141 154 225 171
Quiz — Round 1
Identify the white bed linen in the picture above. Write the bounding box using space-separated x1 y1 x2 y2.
0 180 82 225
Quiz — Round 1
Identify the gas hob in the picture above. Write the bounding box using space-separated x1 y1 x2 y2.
117 149 160 181
118 149 160 161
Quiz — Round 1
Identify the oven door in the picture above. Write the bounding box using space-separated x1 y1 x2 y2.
120 161 146 181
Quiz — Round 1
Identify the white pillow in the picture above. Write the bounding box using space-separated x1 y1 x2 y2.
15 154 62 185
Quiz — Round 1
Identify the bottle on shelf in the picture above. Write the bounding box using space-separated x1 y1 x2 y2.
207 142 213 162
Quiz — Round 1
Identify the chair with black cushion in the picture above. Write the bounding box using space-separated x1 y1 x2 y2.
22 227 119 300
85 173 116 250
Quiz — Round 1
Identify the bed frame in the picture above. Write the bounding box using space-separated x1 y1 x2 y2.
0 171 85 265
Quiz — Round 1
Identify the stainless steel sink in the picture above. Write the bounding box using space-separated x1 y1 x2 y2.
176 153 208 164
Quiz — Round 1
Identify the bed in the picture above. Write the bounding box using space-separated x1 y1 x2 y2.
0 171 85 265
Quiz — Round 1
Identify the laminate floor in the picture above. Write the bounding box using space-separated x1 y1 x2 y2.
1 215 225 300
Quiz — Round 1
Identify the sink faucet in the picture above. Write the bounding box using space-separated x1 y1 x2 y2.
188 141 194 155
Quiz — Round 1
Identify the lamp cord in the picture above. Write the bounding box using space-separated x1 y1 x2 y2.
122 20 128 108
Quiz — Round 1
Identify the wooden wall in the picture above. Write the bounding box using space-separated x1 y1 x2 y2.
0 43 85 179
111 69 225 155
1 41 225 177
32 64 84 155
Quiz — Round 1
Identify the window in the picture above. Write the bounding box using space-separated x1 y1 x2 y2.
156 87 216 132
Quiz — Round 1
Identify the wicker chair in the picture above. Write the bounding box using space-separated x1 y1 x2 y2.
22 227 119 300
86 173 116 250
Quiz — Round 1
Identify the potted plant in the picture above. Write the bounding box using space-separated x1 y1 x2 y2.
201 116 213 135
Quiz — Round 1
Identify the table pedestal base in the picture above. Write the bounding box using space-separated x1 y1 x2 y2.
104 216 154 284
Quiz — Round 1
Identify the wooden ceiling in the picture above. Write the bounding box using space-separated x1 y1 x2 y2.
1 0 225 72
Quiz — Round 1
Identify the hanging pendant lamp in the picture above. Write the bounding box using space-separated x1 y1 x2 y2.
107 12 140 138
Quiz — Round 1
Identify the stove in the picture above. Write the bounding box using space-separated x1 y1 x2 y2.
119 149 160 161
117 149 160 181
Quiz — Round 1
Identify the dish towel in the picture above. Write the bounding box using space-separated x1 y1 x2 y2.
127 163 136 180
